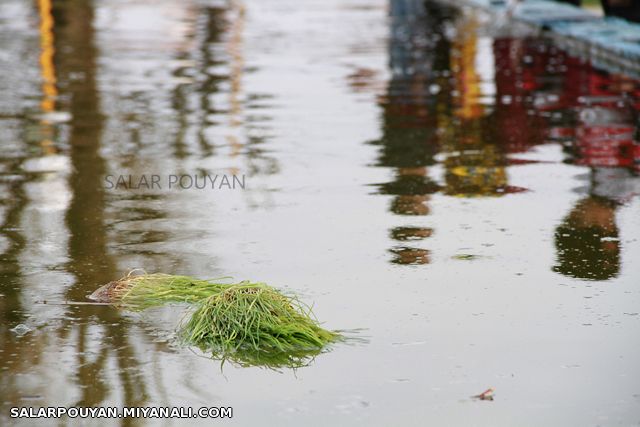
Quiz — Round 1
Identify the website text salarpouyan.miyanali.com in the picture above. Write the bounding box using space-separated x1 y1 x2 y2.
10 406 233 420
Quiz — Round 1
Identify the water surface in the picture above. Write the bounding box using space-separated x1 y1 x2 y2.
1 0 639 425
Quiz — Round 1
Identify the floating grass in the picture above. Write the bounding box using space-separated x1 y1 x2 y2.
89 272 229 309
90 272 341 368
180 282 339 367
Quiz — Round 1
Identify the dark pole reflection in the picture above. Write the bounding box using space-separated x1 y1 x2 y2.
371 0 456 265
50 0 151 413
0 164 31 406
0 0 64 410
554 196 620 280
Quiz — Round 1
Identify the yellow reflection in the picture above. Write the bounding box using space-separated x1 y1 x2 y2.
452 18 482 121
38 0 57 154
39 0 56 112
441 15 506 197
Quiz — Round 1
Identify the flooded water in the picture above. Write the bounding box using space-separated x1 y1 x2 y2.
1 0 640 425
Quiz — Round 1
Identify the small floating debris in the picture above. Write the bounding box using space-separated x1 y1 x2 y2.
90 272 341 368
452 254 482 261
472 387 495 401
10 324 32 337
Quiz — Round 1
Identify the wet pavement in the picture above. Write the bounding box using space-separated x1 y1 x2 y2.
0 0 639 425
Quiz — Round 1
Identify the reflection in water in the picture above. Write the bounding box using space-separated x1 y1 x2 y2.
441 14 512 197
0 0 70 410
37 0 58 155
54 0 151 410
390 226 433 241
0 0 639 419
370 1 639 270
495 37 640 280
38 0 56 113
390 246 430 265
0 0 257 417
225 0 246 170
371 0 455 264
551 71 639 280
0 0 289 414
554 196 620 280
440 17 540 197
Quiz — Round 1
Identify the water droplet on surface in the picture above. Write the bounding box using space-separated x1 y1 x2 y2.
10 324 32 337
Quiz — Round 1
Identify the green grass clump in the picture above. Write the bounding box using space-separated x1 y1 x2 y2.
180 282 339 366
91 272 340 368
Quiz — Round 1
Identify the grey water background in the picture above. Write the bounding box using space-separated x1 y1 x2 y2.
1 0 639 425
